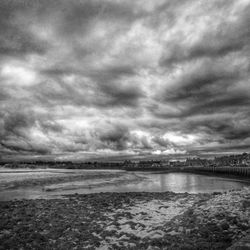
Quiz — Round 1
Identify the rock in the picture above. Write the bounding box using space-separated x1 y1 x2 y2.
146 246 160 250
168 231 180 236
128 242 136 247
179 243 194 250
221 221 230 230
238 223 249 231
242 200 250 209
213 192 222 196
1 230 11 236
119 235 129 240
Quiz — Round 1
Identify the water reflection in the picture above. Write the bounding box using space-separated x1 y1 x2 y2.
69 172 249 194
138 173 249 194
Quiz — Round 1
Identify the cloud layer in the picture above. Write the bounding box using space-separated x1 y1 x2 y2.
0 0 250 160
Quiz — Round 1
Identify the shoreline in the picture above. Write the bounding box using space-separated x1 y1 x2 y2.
0 169 249 201
2 165 250 183
0 170 128 190
0 188 250 249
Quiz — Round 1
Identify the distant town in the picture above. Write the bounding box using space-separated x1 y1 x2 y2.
1 152 250 170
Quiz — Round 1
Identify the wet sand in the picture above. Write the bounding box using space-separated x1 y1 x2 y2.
0 168 126 189
0 168 146 201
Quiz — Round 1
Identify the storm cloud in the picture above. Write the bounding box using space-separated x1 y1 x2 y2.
0 0 250 160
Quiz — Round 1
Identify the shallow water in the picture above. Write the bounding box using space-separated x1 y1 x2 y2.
118 172 249 193
65 172 249 195
0 170 249 200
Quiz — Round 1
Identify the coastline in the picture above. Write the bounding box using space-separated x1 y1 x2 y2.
0 169 132 190
1 188 250 249
1 166 250 190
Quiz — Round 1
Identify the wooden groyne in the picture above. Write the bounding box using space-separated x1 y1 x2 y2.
181 166 250 178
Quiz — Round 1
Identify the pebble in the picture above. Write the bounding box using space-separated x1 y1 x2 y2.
0 189 249 249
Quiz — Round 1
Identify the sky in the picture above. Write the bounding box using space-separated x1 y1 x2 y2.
0 0 250 161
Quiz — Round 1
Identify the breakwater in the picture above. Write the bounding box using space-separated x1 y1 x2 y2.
181 166 250 178
125 165 250 180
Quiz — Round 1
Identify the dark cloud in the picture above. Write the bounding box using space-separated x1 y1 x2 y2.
2 112 35 138
98 124 130 151
92 65 137 81
0 140 51 155
98 82 144 107
0 111 63 156
39 120 64 133
164 66 238 102
32 77 143 109
0 0 138 59
186 116 250 141
194 94 250 114
0 89 9 101
155 56 250 119
160 2 250 65
152 136 171 148
1 0 250 160
35 63 143 108
0 1 48 57
55 0 142 35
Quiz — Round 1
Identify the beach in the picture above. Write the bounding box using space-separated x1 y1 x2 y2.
1 188 250 249
0 168 250 249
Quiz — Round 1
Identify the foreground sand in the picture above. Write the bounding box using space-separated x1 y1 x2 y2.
0 188 250 250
